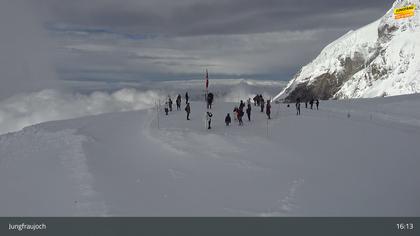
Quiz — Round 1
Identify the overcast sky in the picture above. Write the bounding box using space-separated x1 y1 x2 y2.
40 0 392 82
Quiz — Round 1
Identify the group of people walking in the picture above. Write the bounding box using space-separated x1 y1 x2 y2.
163 92 273 130
164 92 191 119
163 91 321 130
296 98 320 116
227 97 271 126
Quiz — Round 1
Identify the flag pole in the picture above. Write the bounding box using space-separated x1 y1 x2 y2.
205 69 209 109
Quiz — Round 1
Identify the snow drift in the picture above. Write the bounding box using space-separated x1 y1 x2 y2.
274 0 420 101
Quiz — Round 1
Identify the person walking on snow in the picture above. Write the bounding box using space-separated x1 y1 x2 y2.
239 100 245 110
246 103 252 121
168 97 173 112
185 92 189 104
260 96 265 113
164 102 169 116
176 94 181 111
316 99 320 110
266 100 271 119
233 107 239 121
238 109 244 126
225 113 232 126
253 95 258 106
296 98 301 116
185 102 191 120
310 99 314 110
206 111 213 129
207 92 214 109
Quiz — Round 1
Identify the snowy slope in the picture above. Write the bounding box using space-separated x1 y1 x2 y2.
1 95 420 216
274 0 420 101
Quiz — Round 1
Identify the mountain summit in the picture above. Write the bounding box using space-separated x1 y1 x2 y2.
274 0 420 101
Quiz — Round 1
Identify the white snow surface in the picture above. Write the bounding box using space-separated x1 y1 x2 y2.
274 0 420 100
1 94 419 216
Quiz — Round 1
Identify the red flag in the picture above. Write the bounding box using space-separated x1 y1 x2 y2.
205 69 209 90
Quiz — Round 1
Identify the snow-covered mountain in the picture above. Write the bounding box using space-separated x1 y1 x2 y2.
274 0 420 101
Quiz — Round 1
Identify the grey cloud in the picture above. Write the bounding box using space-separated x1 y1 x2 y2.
43 0 391 36
42 0 393 82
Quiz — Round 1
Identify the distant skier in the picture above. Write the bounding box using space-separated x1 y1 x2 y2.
206 111 213 129
164 102 169 116
185 92 189 104
207 92 214 109
168 97 173 112
310 99 314 110
225 113 232 126
185 102 191 120
266 100 271 119
246 103 252 121
316 99 320 110
176 94 182 111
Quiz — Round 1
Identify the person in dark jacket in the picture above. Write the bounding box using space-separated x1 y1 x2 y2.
253 95 258 106
310 99 314 109
164 102 169 116
296 101 301 116
260 97 265 113
246 103 252 121
238 109 244 126
168 97 173 112
185 102 191 120
316 99 320 110
185 92 189 104
207 92 214 109
266 100 271 119
176 94 181 111
239 100 245 112
225 113 232 126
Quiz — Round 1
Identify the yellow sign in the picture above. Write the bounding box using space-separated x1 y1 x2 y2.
394 4 416 19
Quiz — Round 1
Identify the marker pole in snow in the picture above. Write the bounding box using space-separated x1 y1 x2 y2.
205 69 209 109
156 99 160 129
266 118 269 137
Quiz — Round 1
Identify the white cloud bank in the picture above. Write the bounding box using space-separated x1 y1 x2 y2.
0 89 161 134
